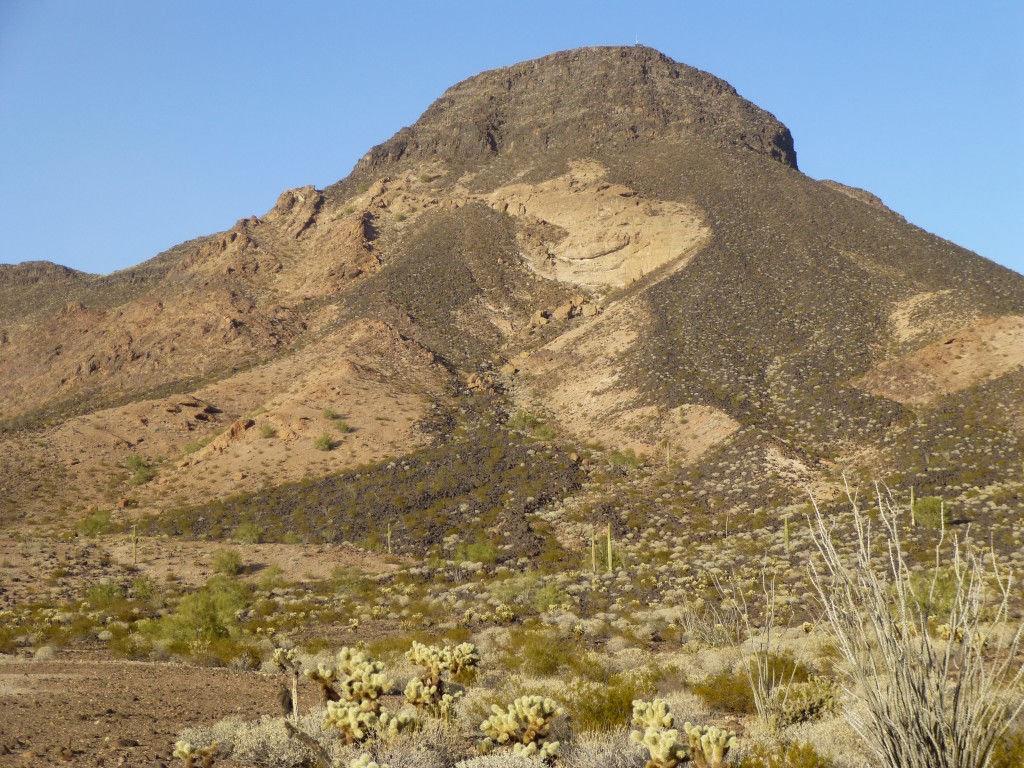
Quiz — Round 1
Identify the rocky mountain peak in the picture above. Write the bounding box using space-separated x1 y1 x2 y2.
356 46 797 172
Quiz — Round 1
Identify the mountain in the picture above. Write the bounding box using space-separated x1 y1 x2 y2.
1 46 1022 551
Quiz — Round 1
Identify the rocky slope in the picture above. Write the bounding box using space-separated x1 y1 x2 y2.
1 45 1022 544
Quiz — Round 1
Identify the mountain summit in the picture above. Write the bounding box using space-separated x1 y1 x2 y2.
357 46 797 171
1 47 1022 552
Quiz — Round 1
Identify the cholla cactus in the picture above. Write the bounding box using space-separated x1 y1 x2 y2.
479 695 563 762
494 603 516 623
683 722 739 768
350 755 390 768
406 640 480 679
172 740 218 768
324 700 380 745
304 662 342 702
334 646 392 712
404 641 479 718
405 677 461 719
629 727 689 768
631 698 675 731
378 709 419 739
449 642 481 675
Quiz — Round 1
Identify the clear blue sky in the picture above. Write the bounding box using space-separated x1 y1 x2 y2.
1 1 1021 276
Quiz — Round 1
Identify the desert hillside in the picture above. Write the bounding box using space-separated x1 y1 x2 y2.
1 46 1022 768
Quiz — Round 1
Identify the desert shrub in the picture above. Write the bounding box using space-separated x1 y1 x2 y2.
608 449 643 470
124 455 156 484
77 509 112 537
692 654 810 716
212 548 244 575
153 575 249 645
532 423 557 440
323 408 343 421
234 522 264 544
334 420 355 434
87 582 125 609
736 740 834 768
256 565 285 591
259 424 277 439
991 730 1024 768
508 411 540 431
808 487 1024 768
314 433 334 451
508 630 583 677
913 495 951 528
455 539 501 564
567 673 658 731
131 575 159 601
691 669 756 715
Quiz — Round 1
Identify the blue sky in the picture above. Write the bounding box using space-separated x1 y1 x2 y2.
1 1 1021 276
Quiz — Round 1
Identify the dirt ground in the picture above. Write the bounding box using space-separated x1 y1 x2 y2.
0 529 413 767
0 650 279 767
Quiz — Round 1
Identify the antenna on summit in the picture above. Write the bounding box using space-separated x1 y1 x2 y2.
634 34 640 46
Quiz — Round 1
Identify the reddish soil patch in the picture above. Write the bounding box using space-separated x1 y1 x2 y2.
0 651 278 767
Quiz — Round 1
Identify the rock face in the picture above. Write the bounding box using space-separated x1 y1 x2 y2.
356 46 797 173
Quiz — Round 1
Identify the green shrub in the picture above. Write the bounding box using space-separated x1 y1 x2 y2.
234 522 263 544
131 575 159 601
737 740 835 768
608 448 643 470
259 424 277 439
508 410 541 431
212 548 243 575
184 437 213 454
125 455 156 485
992 730 1024 768
87 582 125 609
256 565 285 591
508 410 555 440
532 423 556 440
692 654 812 716
454 540 500 564
568 672 658 731
913 496 951 528
334 420 355 434
323 408 342 421
153 575 249 644
313 433 334 451
508 630 582 677
77 510 112 537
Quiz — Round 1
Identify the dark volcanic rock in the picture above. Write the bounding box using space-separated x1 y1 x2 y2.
355 46 797 172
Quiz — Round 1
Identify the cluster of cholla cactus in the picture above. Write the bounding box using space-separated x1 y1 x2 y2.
304 646 417 745
630 699 738 768
173 740 217 768
630 698 688 768
683 723 739 768
404 641 480 719
479 695 564 762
